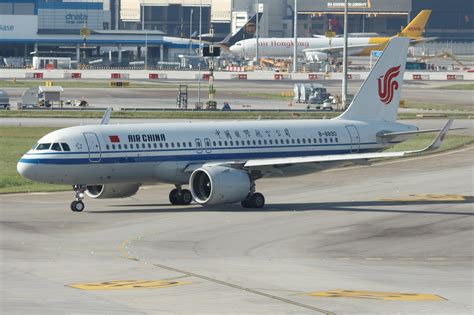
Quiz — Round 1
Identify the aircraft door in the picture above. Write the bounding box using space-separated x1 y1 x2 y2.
204 138 212 153
345 125 360 153
195 138 203 154
83 132 101 162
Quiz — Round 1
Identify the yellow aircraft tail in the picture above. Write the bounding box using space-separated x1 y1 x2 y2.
400 10 431 38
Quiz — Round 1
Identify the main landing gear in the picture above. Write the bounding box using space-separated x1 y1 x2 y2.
71 185 86 212
169 185 192 205
241 192 265 209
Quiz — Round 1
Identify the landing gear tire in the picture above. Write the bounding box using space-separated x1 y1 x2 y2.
241 192 265 209
70 200 85 212
180 189 192 205
169 189 180 205
250 192 265 208
169 188 193 205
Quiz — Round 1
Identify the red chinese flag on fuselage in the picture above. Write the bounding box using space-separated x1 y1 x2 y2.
109 135 120 143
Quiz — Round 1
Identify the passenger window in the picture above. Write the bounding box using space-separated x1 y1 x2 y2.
124 144 128 149
329 138 333 143
106 144 110 150
324 138 328 143
213 141 217 146
165 143 169 148
153 143 157 148
230 141 233 146
297 139 301 144
142 143 146 149
302 139 306 144
188 142 192 147
171 143 175 148
247 140 251 145
224 141 228 146
112 144 116 150
51 143 62 151
159 143 163 148
263 140 267 145
286 139 289 144
258 140 262 145
252 140 256 145
235 140 239 146
182 142 186 147
319 138 322 143
118 144 122 149
36 143 51 150
219 141 222 146
269 140 273 145
136 143 140 149
60 143 70 151
148 143 151 148
335 138 339 143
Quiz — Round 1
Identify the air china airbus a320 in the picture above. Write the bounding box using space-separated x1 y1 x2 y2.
18 38 453 212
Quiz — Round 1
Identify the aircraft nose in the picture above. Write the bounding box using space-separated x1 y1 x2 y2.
17 159 37 181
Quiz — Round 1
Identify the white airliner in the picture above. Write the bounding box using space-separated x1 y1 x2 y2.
18 38 453 212
229 10 433 61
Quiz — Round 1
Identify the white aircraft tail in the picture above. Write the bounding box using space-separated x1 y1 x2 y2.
337 37 410 122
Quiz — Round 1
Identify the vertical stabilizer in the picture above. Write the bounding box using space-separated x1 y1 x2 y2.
400 10 431 38
337 37 409 122
221 12 263 47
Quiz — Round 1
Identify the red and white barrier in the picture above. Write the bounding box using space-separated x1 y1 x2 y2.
346 74 361 80
63 72 82 79
111 73 130 79
148 73 168 80
231 74 247 80
412 74 430 80
447 74 464 80
274 74 291 80
308 74 318 80
24 72 44 79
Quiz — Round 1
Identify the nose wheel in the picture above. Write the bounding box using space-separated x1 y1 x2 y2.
71 185 86 212
169 185 193 205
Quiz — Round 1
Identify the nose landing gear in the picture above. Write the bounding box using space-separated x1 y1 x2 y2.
71 185 86 212
169 185 193 205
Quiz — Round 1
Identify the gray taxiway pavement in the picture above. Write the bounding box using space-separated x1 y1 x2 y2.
1 146 473 314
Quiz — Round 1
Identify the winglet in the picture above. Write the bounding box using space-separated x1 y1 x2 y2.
408 119 453 154
100 107 112 125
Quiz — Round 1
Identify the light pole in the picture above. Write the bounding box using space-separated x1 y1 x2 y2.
145 30 148 69
293 0 297 73
199 0 202 56
255 0 259 67
341 0 348 108
141 0 145 31
190 9 194 53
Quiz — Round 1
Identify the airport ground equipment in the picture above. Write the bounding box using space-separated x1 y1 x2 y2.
0 90 10 109
176 85 188 109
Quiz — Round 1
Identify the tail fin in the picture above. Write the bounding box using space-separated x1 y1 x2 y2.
220 12 263 47
337 37 409 122
400 10 431 38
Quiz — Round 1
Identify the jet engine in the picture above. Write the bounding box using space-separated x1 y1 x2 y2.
189 165 251 205
304 51 329 62
85 183 141 199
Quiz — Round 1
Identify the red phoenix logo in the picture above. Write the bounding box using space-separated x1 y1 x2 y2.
377 65 401 105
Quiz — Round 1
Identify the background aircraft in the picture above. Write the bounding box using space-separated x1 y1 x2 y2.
229 10 433 61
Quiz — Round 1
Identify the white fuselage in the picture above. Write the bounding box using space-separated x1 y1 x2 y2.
229 37 381 59
17 119 414 186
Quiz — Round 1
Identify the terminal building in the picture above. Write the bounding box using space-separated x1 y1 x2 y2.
0 0 472 67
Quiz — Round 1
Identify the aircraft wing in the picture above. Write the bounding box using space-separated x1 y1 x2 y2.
243 119 452 169
302 43 379 54
410 37 438 44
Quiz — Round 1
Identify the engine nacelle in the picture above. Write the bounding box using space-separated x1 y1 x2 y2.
85 183 141 199
189 166 250 205
304 51 329 62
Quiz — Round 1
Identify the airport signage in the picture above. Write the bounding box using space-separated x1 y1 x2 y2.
0 15 38 38
65 13 88 24
297 0 411 12
0 24 14 32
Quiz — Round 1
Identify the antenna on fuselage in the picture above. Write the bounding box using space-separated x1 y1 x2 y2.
100 107 112 125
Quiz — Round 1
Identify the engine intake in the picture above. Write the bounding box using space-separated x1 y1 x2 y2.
190 166 250 205
85 183 141 199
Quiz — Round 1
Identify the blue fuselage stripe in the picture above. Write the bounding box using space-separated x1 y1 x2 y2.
19 147 379 165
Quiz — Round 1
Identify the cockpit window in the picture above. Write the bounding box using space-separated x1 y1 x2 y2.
36 143 51 150
61 143 70 151
51 143 62 151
